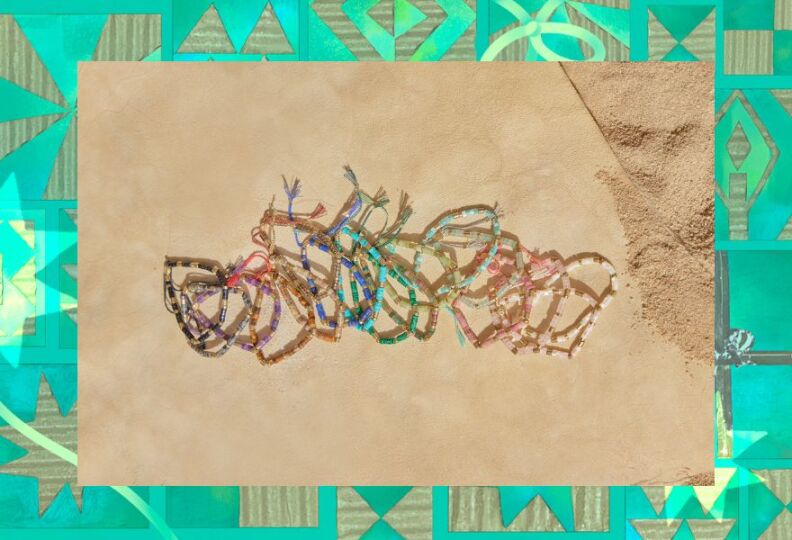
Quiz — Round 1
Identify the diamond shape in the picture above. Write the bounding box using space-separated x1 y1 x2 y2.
367 0 394 35
726 121 751 170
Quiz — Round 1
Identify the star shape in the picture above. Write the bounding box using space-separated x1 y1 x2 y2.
0 373 82 515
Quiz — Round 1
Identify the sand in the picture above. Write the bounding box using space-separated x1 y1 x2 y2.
563 63 714 368
77 62 714 486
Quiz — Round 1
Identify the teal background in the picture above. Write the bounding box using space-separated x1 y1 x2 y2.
1 0 791 538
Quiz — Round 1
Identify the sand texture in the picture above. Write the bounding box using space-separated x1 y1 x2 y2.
563 63 714 368
77 62 713 486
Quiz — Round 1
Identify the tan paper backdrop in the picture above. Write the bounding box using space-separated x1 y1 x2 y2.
77 62 713 486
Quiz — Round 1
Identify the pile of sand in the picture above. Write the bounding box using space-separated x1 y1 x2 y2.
563 63 714 368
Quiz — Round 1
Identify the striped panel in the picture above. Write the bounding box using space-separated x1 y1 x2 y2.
723 30 773 75
728 172 748 240
238 486 318 527
448 487 608 532
93 14 161 61
776 0 792 30
43 116 76 200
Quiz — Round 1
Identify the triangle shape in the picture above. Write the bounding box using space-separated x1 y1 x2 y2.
394 0 427 38
361 518 402 539
368 0 394 35
777 215 792 239
0 16 67 108
647 11 676 61
0 78 65 123
499 487 542 526
214 0 270 51
771 90 792 116
686 519 735 540
0 113 63 162
171 0 213 50
680 11 714 61
11 257 37 306
338 487 381 538
662 43 698 62
64 208 78 228
673 520 694 539
142 46 162 61
353 487 412 518
568 1 629 47
43 112 77 200
630 519 682 539
177 5 236 54
762 510 792 539
8 219 35 249
662 487 707 520
61 264 77 283
643 486 669 516
15 15 108 107
520 496 564 531
649 5 713 42
692 468 736 517
755 469 792 506
240 3 293 55
0 114 72 200
384 487 431 534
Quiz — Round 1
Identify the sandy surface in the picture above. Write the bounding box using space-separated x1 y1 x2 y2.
77 62 713 486
564 63 714 370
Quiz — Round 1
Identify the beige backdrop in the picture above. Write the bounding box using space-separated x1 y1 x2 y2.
77 62 712 486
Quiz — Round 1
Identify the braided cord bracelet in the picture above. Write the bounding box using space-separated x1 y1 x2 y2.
164 167 619 363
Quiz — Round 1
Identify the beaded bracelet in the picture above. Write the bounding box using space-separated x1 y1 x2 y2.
163 167 619 363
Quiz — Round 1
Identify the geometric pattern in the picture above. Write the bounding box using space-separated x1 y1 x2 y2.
338 487 431 538
0 14 161 201
648 5 715 61
721 0 792 75
449 487 609 532
174 0 298 59
310 0 476 60
715 90 781 241
1 0 792 538
0 217 37 339
488 0 630 62
0 373 81 516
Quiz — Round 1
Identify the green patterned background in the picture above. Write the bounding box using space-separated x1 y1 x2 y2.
0 0 790 538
